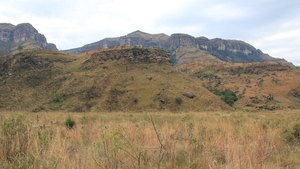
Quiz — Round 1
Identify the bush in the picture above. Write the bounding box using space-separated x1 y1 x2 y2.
282 128 295 143
175 97 183 104
221 89 238 106
65 117 76 129
202 84 238 106
293 123 300 139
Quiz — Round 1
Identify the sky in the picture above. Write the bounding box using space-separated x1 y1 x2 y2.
1 0 300 65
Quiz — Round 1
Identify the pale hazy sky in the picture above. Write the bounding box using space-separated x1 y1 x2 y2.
1 0 300 65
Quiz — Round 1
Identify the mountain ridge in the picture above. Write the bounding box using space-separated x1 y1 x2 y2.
63 30 293 67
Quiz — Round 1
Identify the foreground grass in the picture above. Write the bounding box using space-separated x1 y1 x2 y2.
0 110 300 169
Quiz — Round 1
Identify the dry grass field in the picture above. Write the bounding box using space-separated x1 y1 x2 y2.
1 110 300 169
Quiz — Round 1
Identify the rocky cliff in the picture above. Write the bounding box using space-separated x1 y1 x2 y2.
0 23 57 56
64 31 293 66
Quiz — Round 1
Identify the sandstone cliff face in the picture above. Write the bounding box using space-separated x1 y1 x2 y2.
0 23 57 54
64 31 292 66
0 23 14 42
208 39 256 55
168 34 198 51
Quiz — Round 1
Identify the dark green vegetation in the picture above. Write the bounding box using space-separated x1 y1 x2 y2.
0 48 231 112
65 116 76 129
202 84 238 106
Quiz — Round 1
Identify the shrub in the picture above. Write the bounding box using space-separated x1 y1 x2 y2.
65 117 76 129
175 97 183 104
219 89 238 106
282 128 295 143
293 123 300 139
202 84 238 106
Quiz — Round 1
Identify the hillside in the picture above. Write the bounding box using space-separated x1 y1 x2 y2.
177 61 300 111
0 47 231 112
0 23 57 56
63 31 293 67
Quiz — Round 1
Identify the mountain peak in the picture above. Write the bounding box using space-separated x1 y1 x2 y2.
14 23 38 34
127 30 150 37
17 23 33 26
0 22 57 55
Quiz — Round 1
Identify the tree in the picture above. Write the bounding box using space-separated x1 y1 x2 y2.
18 45 23 53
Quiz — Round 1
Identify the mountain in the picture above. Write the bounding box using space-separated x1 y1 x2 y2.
64 30 293 66
0 47 231 112
0 23 57 56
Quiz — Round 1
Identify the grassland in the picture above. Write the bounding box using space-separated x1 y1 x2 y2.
1 110 300 168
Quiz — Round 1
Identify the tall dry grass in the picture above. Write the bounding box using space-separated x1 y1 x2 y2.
0 110 299 169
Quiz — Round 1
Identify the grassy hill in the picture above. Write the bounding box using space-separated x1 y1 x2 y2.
178 61 300 111
0 47 231 112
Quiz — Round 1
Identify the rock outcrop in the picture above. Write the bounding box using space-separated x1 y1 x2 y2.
0 23 57 55
64 30 293 67
82 47 171 71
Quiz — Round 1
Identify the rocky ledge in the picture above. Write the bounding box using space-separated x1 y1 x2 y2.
88 47 171 64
